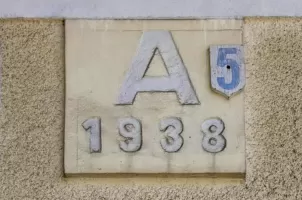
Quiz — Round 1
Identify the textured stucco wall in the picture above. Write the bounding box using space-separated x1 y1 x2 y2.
1 18 302 199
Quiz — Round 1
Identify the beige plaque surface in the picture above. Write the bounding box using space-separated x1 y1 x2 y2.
65 20 245 175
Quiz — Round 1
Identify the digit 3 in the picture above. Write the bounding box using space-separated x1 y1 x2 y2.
159 117 184 153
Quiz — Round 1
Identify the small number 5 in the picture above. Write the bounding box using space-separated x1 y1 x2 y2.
210 45 245 98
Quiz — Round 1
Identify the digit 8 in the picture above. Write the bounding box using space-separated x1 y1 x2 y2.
201 118 226 153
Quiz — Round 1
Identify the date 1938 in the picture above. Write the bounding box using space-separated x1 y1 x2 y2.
82 117 226 154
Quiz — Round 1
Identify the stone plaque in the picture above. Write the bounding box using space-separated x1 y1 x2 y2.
65 20 245 175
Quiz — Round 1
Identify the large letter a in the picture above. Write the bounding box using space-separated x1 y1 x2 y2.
116 31 199 105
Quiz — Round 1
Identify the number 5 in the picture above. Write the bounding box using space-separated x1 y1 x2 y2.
210 45 245 98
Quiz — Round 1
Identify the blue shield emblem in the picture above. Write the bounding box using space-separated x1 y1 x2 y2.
210 45 245 98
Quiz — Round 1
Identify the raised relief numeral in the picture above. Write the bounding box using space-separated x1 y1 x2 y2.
82 117 228 153
210 45 245 98
118 117 142 152
201 118 226 153
159 117 184 152
116 30 199 105
82 118 102 153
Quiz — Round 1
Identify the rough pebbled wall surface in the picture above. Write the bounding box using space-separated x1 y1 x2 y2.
0 18 302 199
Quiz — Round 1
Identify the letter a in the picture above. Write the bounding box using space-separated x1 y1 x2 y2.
116 31 199 105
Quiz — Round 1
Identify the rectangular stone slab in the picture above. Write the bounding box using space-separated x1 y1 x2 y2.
64 20 245 175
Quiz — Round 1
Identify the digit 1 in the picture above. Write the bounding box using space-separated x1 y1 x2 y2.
159 117 184 153
118 117 142 152
82 118 102 153
201 118 226 153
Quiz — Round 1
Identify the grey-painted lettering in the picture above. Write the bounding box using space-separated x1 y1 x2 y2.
159 117 184 152
118 117 142 152
82 118 102 153
201 118 226 153
117 31 199 105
